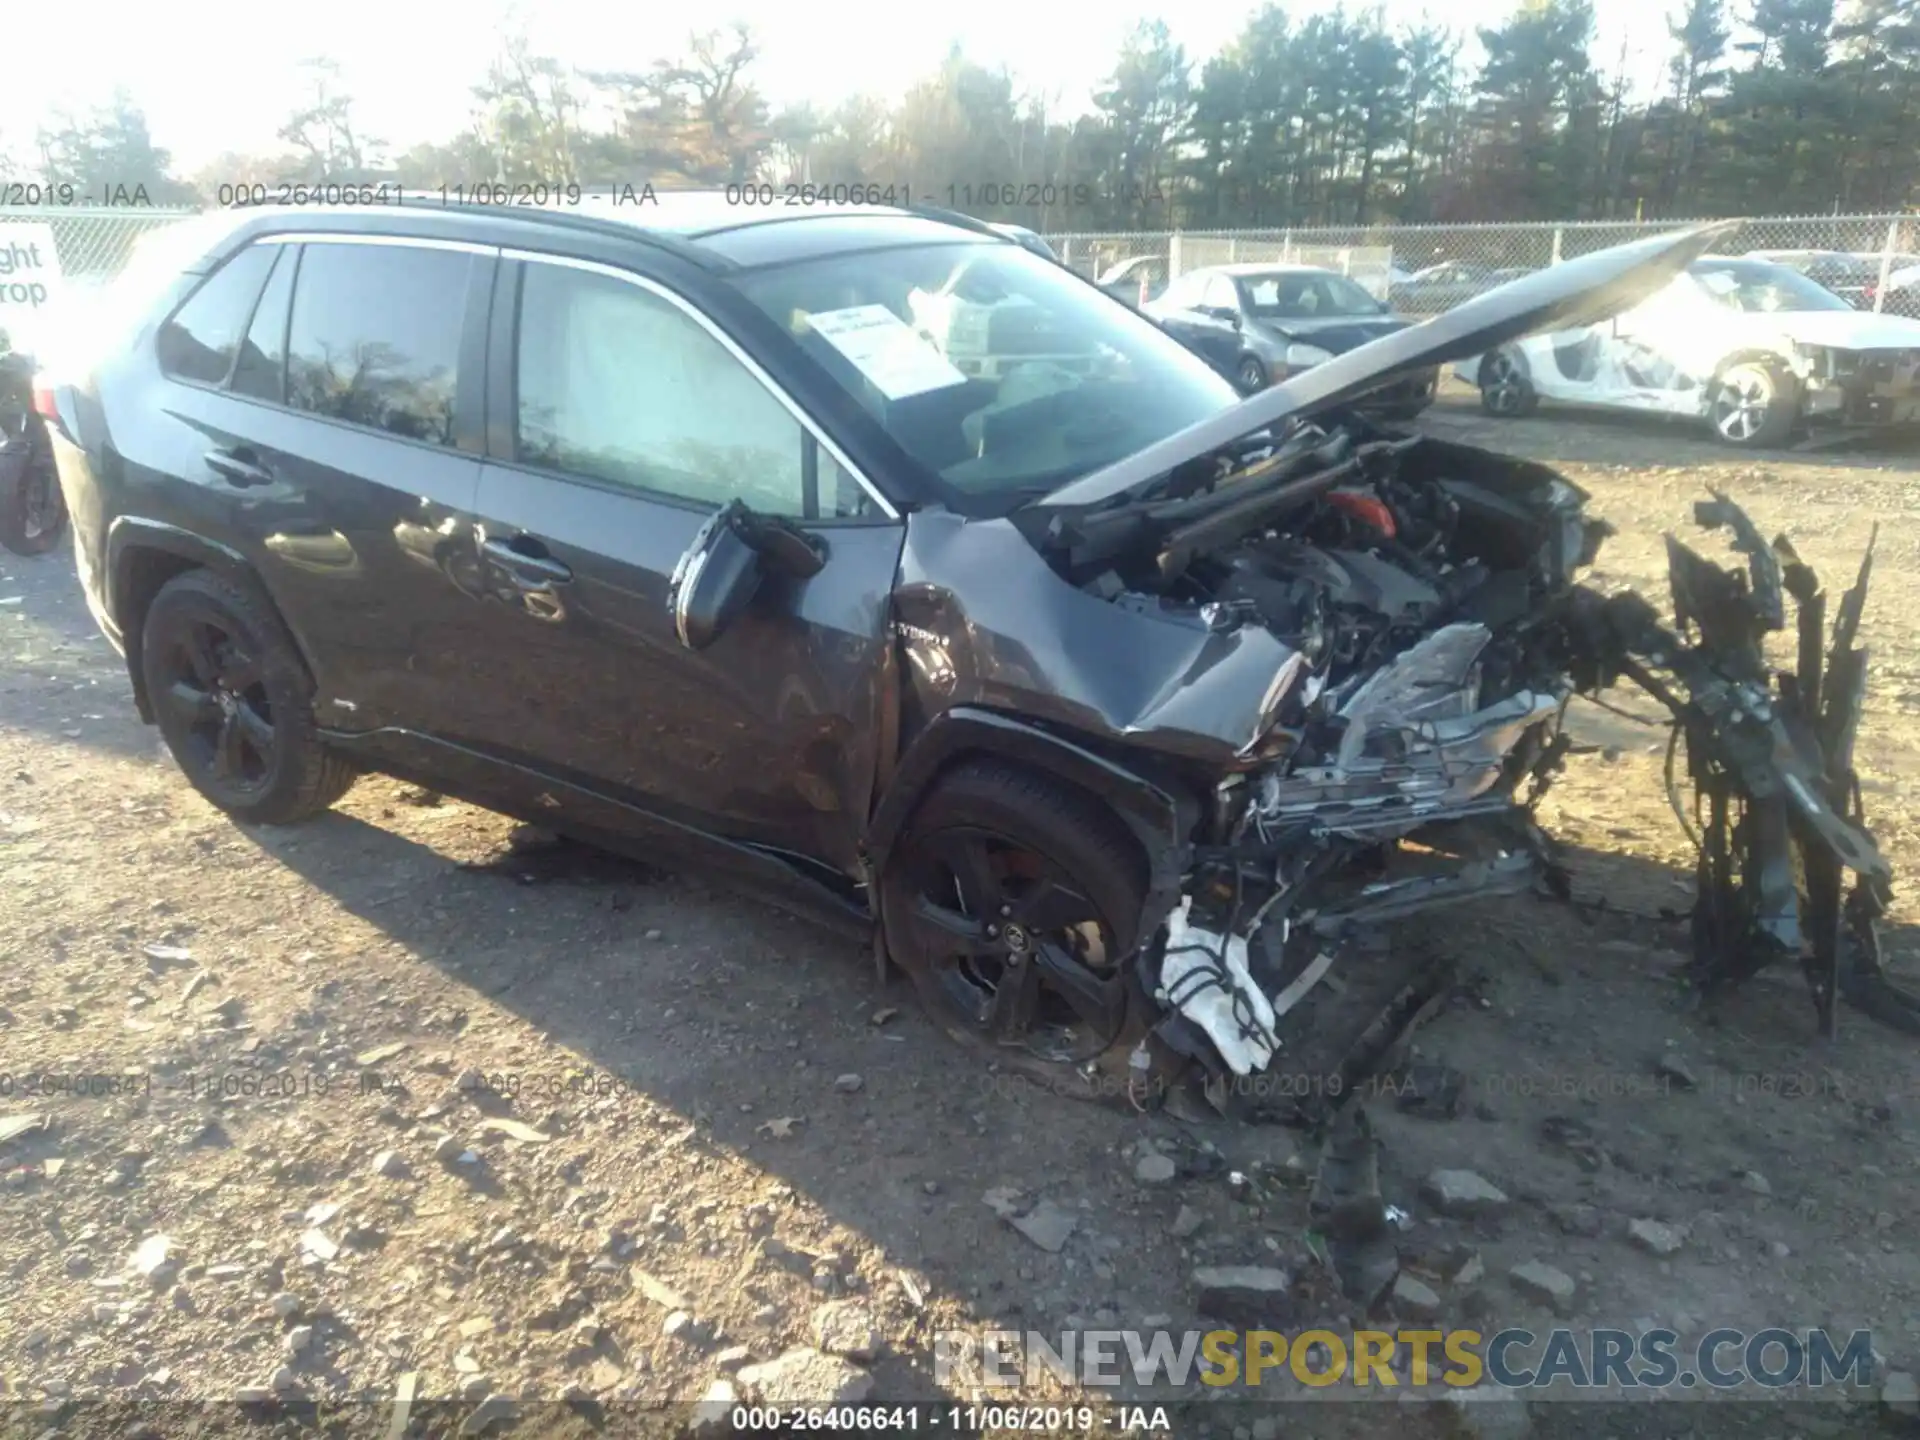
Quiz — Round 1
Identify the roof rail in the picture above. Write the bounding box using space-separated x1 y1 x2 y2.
376 190 726 270
903 203 1007 241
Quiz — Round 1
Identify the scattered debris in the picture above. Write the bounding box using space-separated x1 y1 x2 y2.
1170 1205 1205 1240
983 1189 1079 1253
757 1116 804 1139
812 1301 881 1361
1509 1261 1578 1315
692 1380 740 1433
371 1150 409 1179
1135 1153 1178 1185
1883 1370 1919 1420
1420 1169 1510 1218
476 1117 552 1144
735 1349 874 1406
459 1394 517 1436
0 1113 48 1148
387 1372 418 1440
1626 1218 1684 1256
1193 1266 1296 1326
129 1234 171 1280
833 1073 865 1094
1390 1271 1443 1319
1655 1053 1699 1090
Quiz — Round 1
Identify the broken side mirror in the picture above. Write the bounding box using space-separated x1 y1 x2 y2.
666 499 827 652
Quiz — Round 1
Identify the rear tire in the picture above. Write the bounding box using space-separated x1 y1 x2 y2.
0 415 67 556
140 569 357 824
1710 360 1799 448
879 760 1147 1096
1477 348 1538 417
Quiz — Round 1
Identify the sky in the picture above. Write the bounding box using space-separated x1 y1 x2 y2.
2 0 1663 179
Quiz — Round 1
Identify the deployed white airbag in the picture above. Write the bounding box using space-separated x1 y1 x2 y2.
1159 898 1279 1076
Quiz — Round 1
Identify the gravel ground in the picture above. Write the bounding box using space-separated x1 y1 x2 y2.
3 388 1919 1439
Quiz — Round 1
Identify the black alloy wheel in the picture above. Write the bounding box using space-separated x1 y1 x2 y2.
140 570 357 823
152 613 278 797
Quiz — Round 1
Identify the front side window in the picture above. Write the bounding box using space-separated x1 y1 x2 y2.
284 242 469 445
515 263 872 518
733 241 1239 510
156 243 279 385
1243 272 1383 320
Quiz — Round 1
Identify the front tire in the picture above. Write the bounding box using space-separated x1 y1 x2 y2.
0 415 67 556
1711 360 1799 448
1235 355 1269 393
140 570 356 824
879 761 1146 1094
1478 348 1538 417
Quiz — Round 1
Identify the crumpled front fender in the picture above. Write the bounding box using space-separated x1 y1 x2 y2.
891 509 1303 766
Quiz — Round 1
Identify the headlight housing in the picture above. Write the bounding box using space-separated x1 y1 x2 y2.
1284 341 1335 369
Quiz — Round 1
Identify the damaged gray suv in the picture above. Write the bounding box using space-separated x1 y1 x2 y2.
44 199 1905 1109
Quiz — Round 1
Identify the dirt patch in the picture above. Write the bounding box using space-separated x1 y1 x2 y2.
3 399 1918 1437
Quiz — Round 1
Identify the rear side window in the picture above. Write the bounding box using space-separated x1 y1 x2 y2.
230 246 295 403
284 242 469 446
156 244 279 385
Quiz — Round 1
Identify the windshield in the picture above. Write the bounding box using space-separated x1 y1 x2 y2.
732 241 1240 508
1242 271 1384 320
1692 261 1854 313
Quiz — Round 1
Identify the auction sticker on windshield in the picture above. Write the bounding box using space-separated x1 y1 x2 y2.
804 304 969 400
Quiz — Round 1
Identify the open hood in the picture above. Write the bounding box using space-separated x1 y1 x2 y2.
1043 221 1739 509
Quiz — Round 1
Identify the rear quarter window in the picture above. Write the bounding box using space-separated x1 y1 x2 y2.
155 243 280 385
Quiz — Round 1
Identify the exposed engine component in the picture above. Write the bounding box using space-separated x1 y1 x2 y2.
1050 415 1904 1101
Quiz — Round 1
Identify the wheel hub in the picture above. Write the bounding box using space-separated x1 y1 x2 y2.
1001 921 1031 955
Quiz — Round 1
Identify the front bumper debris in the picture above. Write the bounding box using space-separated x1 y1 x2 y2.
1145 484 1905 1105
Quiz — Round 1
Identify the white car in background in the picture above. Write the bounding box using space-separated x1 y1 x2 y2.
1455 256 1920 447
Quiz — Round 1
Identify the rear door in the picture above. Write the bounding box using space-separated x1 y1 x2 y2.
147 233 495 735
458 252 906 873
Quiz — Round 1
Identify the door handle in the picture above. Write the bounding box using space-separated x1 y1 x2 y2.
481 536 572 585
204 447 273 488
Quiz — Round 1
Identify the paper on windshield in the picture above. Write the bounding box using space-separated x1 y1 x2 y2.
1697 270 1739 296
802 305 968 400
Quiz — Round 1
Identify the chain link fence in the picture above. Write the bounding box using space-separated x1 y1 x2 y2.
1 207 197 352
1053 213 1920 315
6 205 1920 321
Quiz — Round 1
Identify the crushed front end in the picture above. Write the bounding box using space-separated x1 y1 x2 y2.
1014 416 1903 1113
1032 420 1611 1106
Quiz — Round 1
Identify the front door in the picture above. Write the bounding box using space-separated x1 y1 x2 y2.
459 254 905 874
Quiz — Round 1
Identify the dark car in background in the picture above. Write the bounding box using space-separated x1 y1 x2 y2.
1143 263 1437 415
